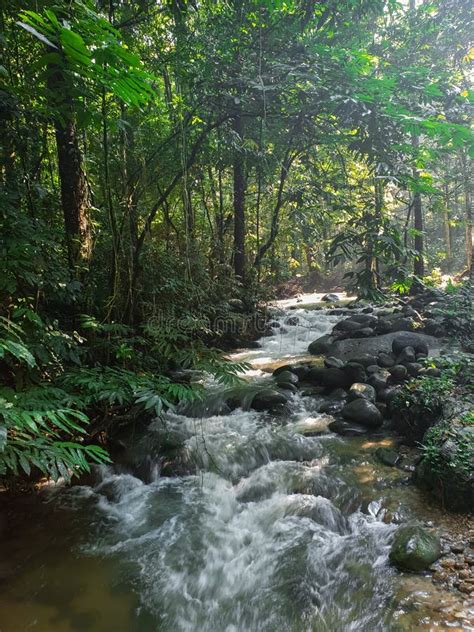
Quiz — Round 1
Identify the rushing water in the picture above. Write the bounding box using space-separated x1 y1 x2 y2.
1 294 472 632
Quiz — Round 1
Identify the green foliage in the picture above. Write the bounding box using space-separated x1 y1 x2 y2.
394 373 455 419
390 278 414 295
0 384 109 480
329 214 413 299
59 366 201 417
17 1 155 108
422 267 444 287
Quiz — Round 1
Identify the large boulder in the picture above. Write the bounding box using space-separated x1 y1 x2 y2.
389 525 441 571
325 332 438 362
341 398 383 427
308 334 335 355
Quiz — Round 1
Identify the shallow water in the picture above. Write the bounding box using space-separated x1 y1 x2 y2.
1 294 472 632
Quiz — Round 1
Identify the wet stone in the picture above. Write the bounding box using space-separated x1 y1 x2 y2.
341 398 383 427
324 356 345 369
348 382 376 402
389 525 442 572
375 447 400 467
274 370 299 385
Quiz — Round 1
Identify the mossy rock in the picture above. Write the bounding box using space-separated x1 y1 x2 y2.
389 525 441 572
415 421 474 513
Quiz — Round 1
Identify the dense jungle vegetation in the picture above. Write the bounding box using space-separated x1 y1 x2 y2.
0 0 472 482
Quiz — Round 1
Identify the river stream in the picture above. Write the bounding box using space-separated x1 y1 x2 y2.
0 294 472 631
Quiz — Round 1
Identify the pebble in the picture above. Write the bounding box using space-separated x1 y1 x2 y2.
441 558 456 568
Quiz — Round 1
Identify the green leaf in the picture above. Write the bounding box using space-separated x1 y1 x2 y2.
17 21 58 48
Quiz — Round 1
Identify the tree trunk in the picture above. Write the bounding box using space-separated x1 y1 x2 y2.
443 182 452 272
411 135 424 277
460 152 473 272
233 110 246 281
49 65 91 275
54 117 91 274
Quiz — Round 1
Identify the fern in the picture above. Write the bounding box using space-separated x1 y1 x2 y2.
0 386 110 480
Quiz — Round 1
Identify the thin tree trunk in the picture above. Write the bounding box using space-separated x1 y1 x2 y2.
233 110 246 281
408 0 424 278
443 182 452 271
460 152 473 272
412 138 424 278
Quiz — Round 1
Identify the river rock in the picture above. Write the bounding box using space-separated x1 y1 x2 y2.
301 386 325 397
275 370 299 385
352 327 375 339
375 447 400 467
319 400 345 414
325 332 438 362
367 372 389 393
292 365 311 380
423 367 441 377
350 313 379 328
392 333 429 356
341 399 383 427
396 346 416 365
389 525 442 571
424 318 447 338
378 352 395 368
334 319 365 333
251 389 288 412
324 356 345 369
321 293 339 302
308 334 335 355
348 383 376 402
406 362 423 377
277 382 298 393
285 316 300 326
329 387 349 400
389 365 408 383
305 367 326 385
273 364 297 377
344 362 367 383
366 364 381 374
320 368 352 389
349 354 377 368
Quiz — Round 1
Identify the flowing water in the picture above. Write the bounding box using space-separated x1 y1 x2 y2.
1 294 472 632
